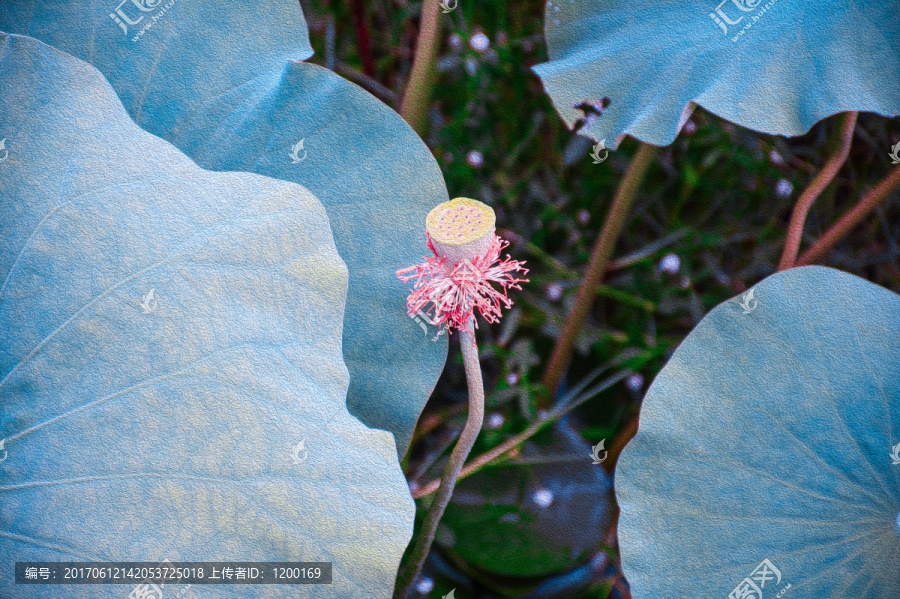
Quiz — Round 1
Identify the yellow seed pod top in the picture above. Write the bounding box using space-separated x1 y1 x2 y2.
426 197 496 246
426 198 496 264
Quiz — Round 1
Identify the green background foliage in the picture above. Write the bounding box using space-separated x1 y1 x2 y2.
299 0 900 596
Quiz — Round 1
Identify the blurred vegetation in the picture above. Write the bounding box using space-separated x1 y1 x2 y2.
302 0 900 597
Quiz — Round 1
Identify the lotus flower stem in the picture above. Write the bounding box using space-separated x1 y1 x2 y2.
541 142 657 400
796 166 900 266
778 111 858 270
394 198 527 598
412 368 632 499
393 318 485 599
400 0 441 135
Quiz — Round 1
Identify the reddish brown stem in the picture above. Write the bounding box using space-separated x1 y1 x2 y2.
349 0 376 76
602 416 638 474
796 167 900 266
541 143 657 399
778 112 858 271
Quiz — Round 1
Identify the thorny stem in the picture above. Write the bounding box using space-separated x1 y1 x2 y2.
399 0 441 136
777 112 858 271
393 320 485 599
541 142 658 400
412 369 631 499
796 166 900 266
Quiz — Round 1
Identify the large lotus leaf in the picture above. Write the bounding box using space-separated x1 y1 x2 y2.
533 1 900 147
0 0 450 455
0 33 414 598
617 266 900 598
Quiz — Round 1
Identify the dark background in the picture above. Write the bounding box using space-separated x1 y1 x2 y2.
300 1 900 597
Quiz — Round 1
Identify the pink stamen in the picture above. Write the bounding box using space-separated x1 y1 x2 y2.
396 233 529 334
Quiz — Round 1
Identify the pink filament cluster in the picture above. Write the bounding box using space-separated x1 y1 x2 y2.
396 233 529 333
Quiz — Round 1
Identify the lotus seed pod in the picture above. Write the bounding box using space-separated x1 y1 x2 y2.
426 197 496 265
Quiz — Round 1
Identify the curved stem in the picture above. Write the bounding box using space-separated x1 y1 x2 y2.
541 142 657 399
393 320 484 599
399 0 441 135
777 111 858 271
796 166 900 266
602 416 638 474
412 369 631 499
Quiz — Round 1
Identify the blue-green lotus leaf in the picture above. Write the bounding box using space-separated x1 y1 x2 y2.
0 33 414 598
617 266 900 598
0 0 449 455
534 1 900 147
